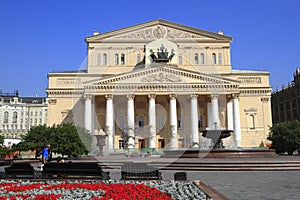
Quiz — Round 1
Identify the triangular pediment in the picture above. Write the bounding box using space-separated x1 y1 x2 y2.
86 19 232 43
84 66 239 94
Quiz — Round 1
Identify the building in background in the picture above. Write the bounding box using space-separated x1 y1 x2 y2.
271 68 300 124
0 90 47 147
47 20 272 149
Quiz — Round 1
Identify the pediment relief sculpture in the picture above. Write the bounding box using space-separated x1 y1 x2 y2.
141 72 182 83
114 25 208 40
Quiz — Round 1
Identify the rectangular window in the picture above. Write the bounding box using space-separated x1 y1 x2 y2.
200 53 205 64
121 54 125 65
194 53 199 65
115 54 119 65
178 54 182 64
96 53 101 65
103 54 107 65
137 54 141 63
218 53 222 64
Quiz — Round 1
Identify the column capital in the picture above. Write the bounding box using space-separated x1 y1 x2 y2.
148 94 156 99
169 94 177 99
105 94 113 99
210 93 219 99
232 93 239 99
190 93 198 99
127 94 135 99
84 94 93 100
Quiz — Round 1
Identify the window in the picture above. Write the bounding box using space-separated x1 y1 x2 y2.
40 111 42 116
103 54 107 65
115 54 119 65
249 114 255 129
194 53 199 64
138 116 144 129
121 54 125 65
4 112 8 123
30 111 33 116
218 53 222 64
178 54 182 64
12 111 17 123
96 53 101 65
200 53 205 64
178 115 183 128
212 53 216 64
198 115 203 128
39 118 42 123
137 53 141 63
35 111 38 116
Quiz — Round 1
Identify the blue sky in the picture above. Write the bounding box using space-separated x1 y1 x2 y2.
0 0 299 96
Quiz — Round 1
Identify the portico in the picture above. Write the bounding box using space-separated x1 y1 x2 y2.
83 65 241 149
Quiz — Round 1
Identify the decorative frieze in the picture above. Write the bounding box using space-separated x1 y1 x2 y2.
238 77 261 84
56 78 81 86
141 73 182 82
115 25 207 40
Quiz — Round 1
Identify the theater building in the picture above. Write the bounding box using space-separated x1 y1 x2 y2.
46 20 272 149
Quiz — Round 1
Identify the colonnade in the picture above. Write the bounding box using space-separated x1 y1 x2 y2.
84 93 241 149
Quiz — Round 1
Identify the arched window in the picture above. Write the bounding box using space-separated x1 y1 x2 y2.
96 54 101 65
115 54 119 65
218 53 222 65
200 53 205 64
194 53 199 65
103 54 107 65
178 54 182 64
138 116 144 129
158 116 164 130
178 115 183 128
4 111 8 123
12 111 17 123
121 54 125 65
212 53 216 64
137 53 141 63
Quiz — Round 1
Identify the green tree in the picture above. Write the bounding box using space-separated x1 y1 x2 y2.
13 124 92 158
0 135 4 145
268 120 300 155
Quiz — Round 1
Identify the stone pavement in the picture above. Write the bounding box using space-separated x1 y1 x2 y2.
2 155 300 200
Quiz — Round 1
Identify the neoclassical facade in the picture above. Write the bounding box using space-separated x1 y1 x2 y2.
0 90 47 146
47 20 272 149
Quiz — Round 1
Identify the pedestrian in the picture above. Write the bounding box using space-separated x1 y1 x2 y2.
42 144 50 164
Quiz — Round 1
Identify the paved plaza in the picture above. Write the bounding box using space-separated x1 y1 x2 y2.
2 155 300 200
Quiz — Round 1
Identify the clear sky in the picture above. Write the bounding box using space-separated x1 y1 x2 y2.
0 0 299 97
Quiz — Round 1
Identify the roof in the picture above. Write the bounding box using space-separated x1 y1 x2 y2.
85 19 232 43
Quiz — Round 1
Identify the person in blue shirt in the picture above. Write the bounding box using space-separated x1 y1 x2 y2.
42 144 50 164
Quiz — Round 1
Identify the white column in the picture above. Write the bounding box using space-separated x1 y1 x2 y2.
148 94 156 148
169 94 178 149
127 94 135 149
207 102 212 128
190 94 199 147
105 94 114 150
227 100 234 130
233 94 241 147
84 94 92 132
210 94 220 129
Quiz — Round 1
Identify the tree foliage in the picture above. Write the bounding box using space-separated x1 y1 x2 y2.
268 120 300 155
0 135 4 145
12 124 92 158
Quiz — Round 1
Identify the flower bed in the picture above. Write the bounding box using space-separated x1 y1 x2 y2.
0 180 212 200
